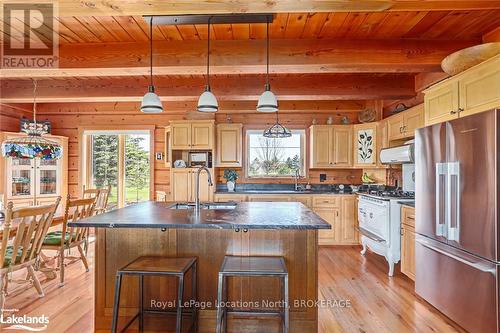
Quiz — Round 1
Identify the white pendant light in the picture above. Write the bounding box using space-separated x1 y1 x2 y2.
257 19 278 113
141 17 163 113
197 18 218 112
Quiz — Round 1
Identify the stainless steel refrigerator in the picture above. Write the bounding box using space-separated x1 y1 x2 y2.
415 109 500 333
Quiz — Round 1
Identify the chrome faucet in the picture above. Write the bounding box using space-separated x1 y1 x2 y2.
294 169 302 191
195 165 213 210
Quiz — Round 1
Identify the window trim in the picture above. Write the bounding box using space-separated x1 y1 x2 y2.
78 125 155 205
244 128 306 179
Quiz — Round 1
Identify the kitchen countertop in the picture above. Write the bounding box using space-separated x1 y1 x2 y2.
398 201 415 208
69 201 331 230
215 189 355 195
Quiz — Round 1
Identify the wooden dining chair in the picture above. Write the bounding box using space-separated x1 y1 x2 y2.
41 195 96 286
155 190 168 202
0 197 61 311
83 185 111 215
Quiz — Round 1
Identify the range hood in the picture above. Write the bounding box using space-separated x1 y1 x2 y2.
380 144 414 164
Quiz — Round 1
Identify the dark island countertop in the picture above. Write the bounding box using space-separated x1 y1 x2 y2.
69 201 331 230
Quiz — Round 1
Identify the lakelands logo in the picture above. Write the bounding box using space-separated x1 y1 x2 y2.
0 313 49 331
1 1 59 68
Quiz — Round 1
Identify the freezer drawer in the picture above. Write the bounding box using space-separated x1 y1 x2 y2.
415 235 499 333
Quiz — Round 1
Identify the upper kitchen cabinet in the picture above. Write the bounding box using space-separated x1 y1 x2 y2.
170 120 215 150
353 123 377 168
458 55 500 118
424 55 500 126
216 123 242 167
387 104 424 141
424 80 460 126
376 119 389 167
310 125 352 168
332 126 353 167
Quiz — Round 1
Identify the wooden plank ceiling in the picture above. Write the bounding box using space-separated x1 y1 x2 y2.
1 6 500 111
54 11 500 43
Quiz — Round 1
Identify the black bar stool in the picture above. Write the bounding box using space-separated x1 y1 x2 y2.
111 256 197 333
216 256 289 333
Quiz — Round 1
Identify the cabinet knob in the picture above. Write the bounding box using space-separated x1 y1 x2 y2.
235 228 240 233
243 228 248 233
458 108 464 113
450 110 457 115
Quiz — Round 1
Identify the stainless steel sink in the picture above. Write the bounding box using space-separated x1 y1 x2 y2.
168 202 237 210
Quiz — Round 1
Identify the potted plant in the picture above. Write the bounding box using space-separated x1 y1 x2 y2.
223 169 238 192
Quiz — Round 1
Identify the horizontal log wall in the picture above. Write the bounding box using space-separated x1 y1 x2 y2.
39 105 363 196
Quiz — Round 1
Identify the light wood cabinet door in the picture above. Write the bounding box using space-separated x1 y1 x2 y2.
171 170 191 202
424 80 459 126
340 196 358 244
164 126 171 167
459 55 500 118
310 126 331 168
353 123 377 168
387 113 404 141
191 122 214 149
376 119 388 167
171 123 191 149
314 207 340 244
191 171 213 202
402 104 424 138
401 224 416 281
332 126 352 167
216 124 242 167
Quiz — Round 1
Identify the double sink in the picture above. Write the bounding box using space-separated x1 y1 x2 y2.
168 202 238 210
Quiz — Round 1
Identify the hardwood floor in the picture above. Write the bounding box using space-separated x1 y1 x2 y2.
1 245 465 333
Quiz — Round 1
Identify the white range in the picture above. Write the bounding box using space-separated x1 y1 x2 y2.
358 192 414 276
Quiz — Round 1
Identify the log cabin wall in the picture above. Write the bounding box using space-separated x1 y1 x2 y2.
37 102 364 197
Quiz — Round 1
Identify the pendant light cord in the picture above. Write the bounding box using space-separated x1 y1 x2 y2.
207 17 212 88
150 16 154 88
266 18 270 88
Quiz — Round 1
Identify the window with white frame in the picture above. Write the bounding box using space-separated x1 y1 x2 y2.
246 129 305 178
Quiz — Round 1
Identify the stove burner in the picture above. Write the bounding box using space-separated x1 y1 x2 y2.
368 189 415 198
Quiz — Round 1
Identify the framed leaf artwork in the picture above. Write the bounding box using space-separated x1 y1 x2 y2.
356 129 374 164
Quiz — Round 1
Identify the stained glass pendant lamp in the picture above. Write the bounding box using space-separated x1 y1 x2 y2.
197 18 218 112
141 16 163 113
1 80 62 160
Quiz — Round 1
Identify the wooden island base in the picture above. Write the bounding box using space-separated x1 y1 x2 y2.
95 228 319 332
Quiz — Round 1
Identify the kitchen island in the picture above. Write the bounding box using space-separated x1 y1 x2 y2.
70 201 330 332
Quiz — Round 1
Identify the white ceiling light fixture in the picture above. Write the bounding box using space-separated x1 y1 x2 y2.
257 18 278 113
141 17 163 113
197 17 218 113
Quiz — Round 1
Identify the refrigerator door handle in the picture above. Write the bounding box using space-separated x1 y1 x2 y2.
435 163 447 237
416 236 496 274
447 162 460 242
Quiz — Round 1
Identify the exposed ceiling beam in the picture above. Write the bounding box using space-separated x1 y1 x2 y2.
0 39 476 79
56 1 500 17
1 74 416 103
483 26 500 42
35 100 367 115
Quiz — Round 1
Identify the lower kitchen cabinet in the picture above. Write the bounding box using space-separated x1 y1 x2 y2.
212 193 358 245
312 195 358 246
171 169 213 202
400 205 416 280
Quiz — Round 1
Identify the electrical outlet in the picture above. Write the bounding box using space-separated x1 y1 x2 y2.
320 174 327 182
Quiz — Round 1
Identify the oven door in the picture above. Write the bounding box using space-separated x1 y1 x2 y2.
358 197 389 241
